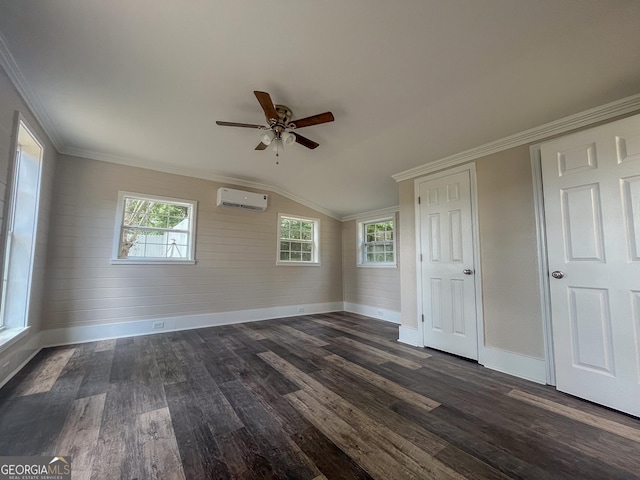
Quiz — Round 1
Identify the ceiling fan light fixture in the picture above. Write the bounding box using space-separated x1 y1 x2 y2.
282 131 295 146
260 130 275 145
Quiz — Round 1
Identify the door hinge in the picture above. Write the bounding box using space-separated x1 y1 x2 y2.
418 196 421 205
420 253 423 262
421 314 424 323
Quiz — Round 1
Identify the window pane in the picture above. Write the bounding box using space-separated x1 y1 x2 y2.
121 228 189 259
124 199 190 227
1 123 43 330
117 195 195 261
123 199 151 227
279 215 317 263
171 216 188 229
120 228 137 258
361 219 395 264
280 251 289 261
301 223 312 240
146 234 164 245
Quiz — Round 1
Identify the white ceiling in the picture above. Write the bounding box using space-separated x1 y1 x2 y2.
1 1 639 218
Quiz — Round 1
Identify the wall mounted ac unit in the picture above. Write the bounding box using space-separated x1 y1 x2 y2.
216 187 268 211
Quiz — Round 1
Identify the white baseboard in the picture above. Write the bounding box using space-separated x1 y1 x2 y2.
480 346 547 384
343 302 401 324
0 331 42 389
398 325 421 347
40 302 344 347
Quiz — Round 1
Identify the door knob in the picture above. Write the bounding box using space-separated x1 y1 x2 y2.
551 271 565 279
463 268 473 275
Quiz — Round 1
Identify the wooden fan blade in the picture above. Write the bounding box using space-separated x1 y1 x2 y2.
216 121 265 129
255 142 268 150
290 112 334 129
293 132 319 149
254 91 279 124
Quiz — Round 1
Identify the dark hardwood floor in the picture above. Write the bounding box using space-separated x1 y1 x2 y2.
0 312 639 479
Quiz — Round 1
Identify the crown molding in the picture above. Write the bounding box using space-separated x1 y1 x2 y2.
392 92 640 182
0 30 64 150
60 146 342 220
341 205 399 222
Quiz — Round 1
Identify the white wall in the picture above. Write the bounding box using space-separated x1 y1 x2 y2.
475 146 544 357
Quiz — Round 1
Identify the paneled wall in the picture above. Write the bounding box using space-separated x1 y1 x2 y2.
342 219 400 315
42 155 343 330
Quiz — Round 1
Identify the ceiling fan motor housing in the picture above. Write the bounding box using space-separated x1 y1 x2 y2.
273 105 293 126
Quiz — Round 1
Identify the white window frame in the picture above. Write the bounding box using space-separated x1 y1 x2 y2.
111 191 197 265
277 213 320 266
357 214 397 267
0 115 42 351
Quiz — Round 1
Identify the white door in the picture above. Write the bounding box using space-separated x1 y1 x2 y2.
418 169 478 360
541 113 640 417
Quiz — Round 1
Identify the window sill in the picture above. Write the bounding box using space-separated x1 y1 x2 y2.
276 261 321 267
0 326 31 355
357 263 398 269
110 259 196 265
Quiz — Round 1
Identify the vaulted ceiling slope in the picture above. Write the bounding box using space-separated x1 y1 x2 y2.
0 1 639 218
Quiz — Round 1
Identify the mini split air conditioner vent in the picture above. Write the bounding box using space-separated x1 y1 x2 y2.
216 187 268 211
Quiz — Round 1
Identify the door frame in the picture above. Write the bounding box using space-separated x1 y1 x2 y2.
529 144 556 386
413 162 485 364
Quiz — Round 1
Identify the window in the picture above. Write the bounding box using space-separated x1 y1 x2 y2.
1 117 43 337
277 213 320 265
112 192 197 264
358 216 396 266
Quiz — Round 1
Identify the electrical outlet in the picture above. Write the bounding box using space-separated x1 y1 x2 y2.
377 309 384 317
297 307 305 313
153 321 165 330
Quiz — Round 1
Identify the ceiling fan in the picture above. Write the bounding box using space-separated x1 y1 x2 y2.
216 91 334 160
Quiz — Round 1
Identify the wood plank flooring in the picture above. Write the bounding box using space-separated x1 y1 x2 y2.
0 312 639 479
